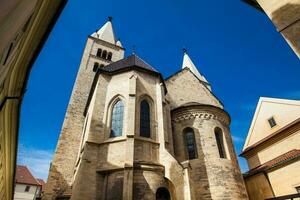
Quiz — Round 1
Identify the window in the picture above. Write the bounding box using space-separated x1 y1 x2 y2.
215 127 226 159
296 186 300 194
268 117 277 128
110 100 124 138
93 62 99 72
107 52 112 61
25 185 30 192
102 50 107 59
184 128 197 160
96 48 102 57
156 187 170 200
140 100 151 138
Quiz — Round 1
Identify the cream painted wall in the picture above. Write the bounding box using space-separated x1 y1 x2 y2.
14 184 40 200
244 98 300 149
268 161 300 196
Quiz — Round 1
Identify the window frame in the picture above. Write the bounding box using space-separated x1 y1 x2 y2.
24 185 30 192
214 127 227 159
183 127 197 160
109 99 125 138
139 99 151 138
268 116 277 128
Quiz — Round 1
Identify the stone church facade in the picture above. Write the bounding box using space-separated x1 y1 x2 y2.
43 18 248 200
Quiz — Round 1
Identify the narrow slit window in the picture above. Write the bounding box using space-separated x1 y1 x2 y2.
140 100 151 138
268 117 277 128
184 128 197 160
102 50 107 59
215 127 226 159
96 49 102 57
93 62 99 72
110 100 124 138
107 52 112 61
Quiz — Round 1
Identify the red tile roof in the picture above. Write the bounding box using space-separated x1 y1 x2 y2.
36 178 46 191
15 165 41 186
244 149 300 177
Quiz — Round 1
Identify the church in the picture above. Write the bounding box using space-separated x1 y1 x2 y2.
43 17 248 200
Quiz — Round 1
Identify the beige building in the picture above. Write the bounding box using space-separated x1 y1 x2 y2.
244 0 300 58
0 0 66 199
43 18 248 200
241 97 300 200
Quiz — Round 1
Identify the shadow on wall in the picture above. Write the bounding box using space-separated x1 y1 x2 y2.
42 164 70 199
271 3 300 57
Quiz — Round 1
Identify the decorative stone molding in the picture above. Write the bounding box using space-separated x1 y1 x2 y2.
172 105 230 126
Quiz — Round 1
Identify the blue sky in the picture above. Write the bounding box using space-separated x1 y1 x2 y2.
17 0 300 180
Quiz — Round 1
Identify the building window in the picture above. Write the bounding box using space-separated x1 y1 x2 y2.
268 117 277 128
93 62 99 72
107 52 112 61
296 186 300 194
184 128 197 160
156 187 170 200
140 100 151 138
96 48 102 57
25 185 30 192
110 100 124 138
102 50 107 59
215 127 226 159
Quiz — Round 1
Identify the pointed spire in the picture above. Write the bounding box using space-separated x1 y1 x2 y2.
182 48 209 84
91 16 116 44
116 38 123 48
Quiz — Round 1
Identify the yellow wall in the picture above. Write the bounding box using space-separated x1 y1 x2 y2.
244 173 274 200
268 161 300 196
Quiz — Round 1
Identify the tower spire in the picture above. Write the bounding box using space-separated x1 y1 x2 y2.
91 16 116 44
182 49 209 84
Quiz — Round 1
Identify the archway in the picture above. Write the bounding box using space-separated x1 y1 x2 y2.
156 187 170 200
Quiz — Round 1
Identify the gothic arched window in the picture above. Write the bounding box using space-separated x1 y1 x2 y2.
184 128 197 160
140 100 151 138
107 52 112 61
110 100 124 138
214 127 226 158
102 50 107 59
96 48 102 57
156 187 170 200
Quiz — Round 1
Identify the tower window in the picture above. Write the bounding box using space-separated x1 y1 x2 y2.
140 100 151 138
93 62 99 72
110 100 124 138
268 117 277 128
215 127 226 159
184 128 197 160
102 50 107 59
96 48 102 57
107 52 112 61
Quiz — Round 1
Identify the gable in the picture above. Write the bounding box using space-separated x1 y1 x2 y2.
243 97 300 150
165 69 223 109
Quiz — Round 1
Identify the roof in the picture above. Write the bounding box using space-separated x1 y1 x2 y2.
242 0 263 12
244 149 300 178
101 54 159 74
242 97 300 151
15 165 41 186
182 50 209 86
241 117 300 156
37 178 46 191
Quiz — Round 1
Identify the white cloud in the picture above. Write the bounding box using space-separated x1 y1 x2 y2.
17 144 54 181
232 135 244 143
